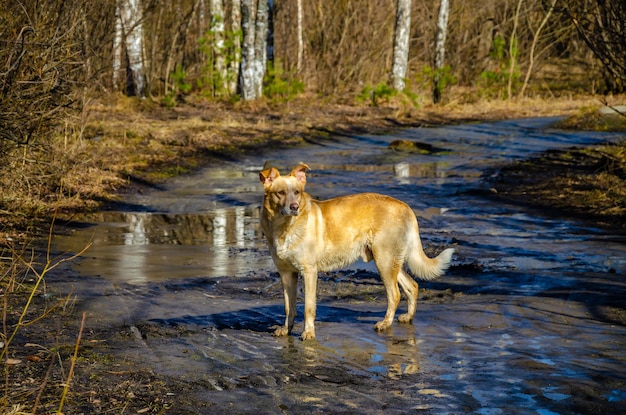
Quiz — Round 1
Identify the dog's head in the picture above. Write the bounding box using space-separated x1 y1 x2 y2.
259 163 309 217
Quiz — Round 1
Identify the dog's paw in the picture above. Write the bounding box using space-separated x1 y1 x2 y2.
397 313 414 324
374 321 391 332
300 330 316 341
273 326 290 337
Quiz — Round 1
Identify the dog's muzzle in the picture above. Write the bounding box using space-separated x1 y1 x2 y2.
281 202 299 216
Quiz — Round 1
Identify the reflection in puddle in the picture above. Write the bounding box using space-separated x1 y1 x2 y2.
55 207 272 284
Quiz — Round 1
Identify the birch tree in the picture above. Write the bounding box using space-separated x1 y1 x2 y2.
391 0 411 91
113 0 146 96
296 0 304 72
240 0 269 100
253 0 269 97
210 0 227 91
433 0 449 103
228 0 242 95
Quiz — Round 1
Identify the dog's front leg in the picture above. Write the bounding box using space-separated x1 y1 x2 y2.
301 268 318 341
274 271 298 337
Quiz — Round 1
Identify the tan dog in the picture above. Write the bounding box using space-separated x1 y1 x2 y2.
259 163 454 340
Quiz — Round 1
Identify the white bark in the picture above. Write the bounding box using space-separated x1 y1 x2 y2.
391 0 411 91
240 0 268 100
115 0 146 96
433 0 449 103
210 0 227 87
228 0 241 95
240 0 256 100
112 6 123 87
296 0 303 72
253 0 268 98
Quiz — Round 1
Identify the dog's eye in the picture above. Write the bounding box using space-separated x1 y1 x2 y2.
277 190 286 196
294 190 300 195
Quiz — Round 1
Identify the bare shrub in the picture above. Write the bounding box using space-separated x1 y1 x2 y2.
0 1 94 223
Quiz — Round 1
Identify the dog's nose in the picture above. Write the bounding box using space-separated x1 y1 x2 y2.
289 202 299 212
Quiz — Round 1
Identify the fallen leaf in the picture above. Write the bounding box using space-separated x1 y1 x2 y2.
5 358 21 365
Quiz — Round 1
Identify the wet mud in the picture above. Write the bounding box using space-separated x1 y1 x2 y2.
53 118 626 414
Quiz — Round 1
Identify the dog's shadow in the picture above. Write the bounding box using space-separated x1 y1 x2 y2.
149 304 385 333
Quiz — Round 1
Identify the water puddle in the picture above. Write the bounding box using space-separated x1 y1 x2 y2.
56 208 270 284
53 118 626 413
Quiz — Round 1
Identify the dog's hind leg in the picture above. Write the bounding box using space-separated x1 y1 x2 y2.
274 271 298 337
397 269 419 324
373 258 402 332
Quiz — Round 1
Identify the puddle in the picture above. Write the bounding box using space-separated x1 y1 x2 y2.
53 118 626 413
56 208 271 284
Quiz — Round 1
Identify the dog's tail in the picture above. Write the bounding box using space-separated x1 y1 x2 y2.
406 228 454 281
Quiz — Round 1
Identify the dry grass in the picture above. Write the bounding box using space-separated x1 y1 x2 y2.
0 226 90 414
489 141 626 229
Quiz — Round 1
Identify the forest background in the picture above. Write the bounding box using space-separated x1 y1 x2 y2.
0 0 625 234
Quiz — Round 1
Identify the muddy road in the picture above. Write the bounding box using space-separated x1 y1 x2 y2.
54 118 626 414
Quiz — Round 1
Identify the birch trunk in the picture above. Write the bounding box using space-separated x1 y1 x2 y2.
228 0 241 95
296 0 303 72
240 0 256 100
112 6 123 88
253 0 269 98
114 0 146 96
240 0 268 100
433 0 449 103
391 0 411 91
210 0 227 90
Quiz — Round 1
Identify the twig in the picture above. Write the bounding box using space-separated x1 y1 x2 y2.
58 311 86 414
32 350 58 415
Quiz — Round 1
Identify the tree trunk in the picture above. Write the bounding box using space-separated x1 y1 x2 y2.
253 0 269 98
240 0 256 100
210 0 227 94
433 0 449 103
240 0 268 100
228 0 241 95
391 0 411 91
112 5 123 88
113 0 146 96
296 0 303 72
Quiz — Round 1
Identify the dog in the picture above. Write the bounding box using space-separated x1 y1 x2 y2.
259 163 454 340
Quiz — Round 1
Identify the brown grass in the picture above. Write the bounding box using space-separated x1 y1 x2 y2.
489 141 626 230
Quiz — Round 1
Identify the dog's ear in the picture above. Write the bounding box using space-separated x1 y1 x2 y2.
259 167 280 188
290 163 310 184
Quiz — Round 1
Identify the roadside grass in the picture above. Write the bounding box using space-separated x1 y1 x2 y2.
490 140 626 229
554 105 626 131
500 101 626 228
1 223 89 413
